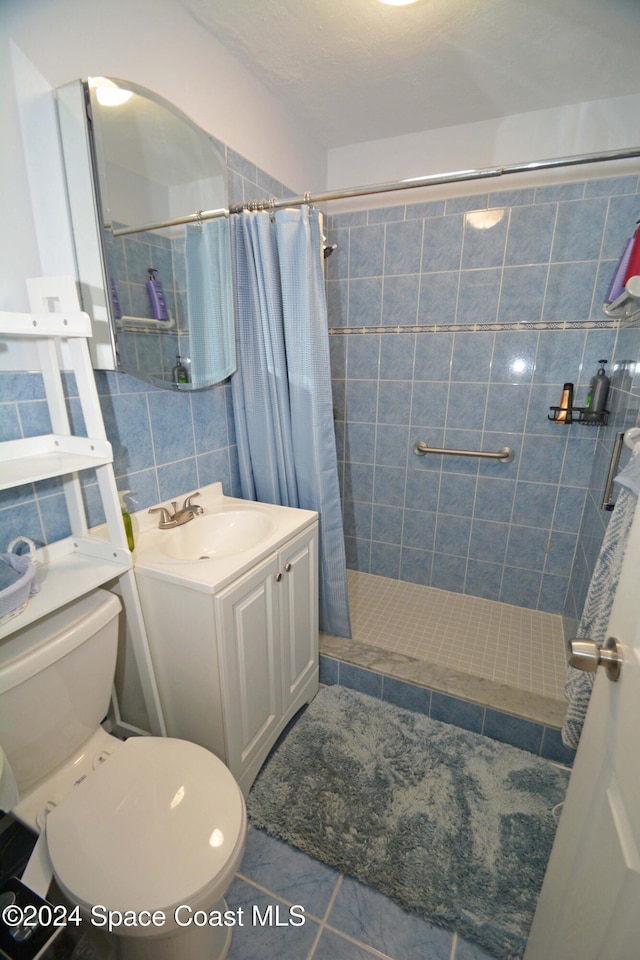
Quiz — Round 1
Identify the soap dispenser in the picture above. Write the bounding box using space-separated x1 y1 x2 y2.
173 354 189 384
118 490 135 551
585 360 610 416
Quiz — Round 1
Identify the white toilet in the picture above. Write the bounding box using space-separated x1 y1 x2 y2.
0 589 247 960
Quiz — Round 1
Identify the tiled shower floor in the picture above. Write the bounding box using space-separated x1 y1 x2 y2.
321 571 568 726
347 571 565 699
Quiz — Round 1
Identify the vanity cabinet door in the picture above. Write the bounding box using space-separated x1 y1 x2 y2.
215 554 282 783
279 525 318 713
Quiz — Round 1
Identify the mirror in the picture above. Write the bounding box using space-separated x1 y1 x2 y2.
56 77 235 390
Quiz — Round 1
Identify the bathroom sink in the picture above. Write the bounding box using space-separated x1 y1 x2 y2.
156 506 275 561
132 484 318 590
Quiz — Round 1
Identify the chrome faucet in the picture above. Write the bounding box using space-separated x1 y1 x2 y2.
149 492 204 529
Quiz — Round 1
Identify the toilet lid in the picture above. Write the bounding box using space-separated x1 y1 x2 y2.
46 738 246 914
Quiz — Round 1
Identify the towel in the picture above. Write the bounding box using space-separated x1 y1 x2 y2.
562 449 640 749
615 446 640 497
0 551 38 594
0 556 22 592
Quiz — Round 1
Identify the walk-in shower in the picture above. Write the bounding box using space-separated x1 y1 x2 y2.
321 165 640 741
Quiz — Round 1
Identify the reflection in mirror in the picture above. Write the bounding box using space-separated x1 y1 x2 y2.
56 77 235 390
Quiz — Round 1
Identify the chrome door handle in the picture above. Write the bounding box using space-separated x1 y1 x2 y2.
568 636 622 681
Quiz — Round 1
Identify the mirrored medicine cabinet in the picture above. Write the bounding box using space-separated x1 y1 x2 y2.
56 77 235 390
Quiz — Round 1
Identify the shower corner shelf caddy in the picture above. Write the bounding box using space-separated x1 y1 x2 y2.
602 275 640 324
548 406 609 426
0 307 132 640
548 278 640 426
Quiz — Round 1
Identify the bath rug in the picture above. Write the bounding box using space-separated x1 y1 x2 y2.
247 685 568 960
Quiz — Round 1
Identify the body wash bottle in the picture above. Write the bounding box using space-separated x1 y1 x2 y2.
146 268 170 321
585 360 610 415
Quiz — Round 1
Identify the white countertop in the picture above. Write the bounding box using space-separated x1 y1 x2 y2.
132 482 317 593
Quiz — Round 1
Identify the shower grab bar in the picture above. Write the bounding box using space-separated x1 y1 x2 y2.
413 440 514 462
601 431 626 511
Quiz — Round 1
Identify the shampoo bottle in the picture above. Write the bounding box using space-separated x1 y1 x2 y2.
556 382 573 423
623 221 640 286
147 268 170 321
604 237 633 304
585 360 610 415
119 490 135 551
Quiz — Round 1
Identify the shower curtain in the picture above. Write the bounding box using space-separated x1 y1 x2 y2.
230 205 351 638
185 219 236 387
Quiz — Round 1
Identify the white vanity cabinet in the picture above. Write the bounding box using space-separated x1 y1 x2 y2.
133 499 319 796
215 526 318 789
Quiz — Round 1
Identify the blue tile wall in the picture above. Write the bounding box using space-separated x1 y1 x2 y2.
563 322 640 634
105 225 192 385
3 153 639 632
326 175 640 614
0 367 240 543
319 657 576 767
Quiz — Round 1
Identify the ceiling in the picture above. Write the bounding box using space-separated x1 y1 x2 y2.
178 0 640 150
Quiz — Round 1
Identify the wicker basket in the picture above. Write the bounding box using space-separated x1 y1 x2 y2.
0 537 39 625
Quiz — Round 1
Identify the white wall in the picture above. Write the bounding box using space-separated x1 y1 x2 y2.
327 94 640 211
0 0 326 310
3 0 640 313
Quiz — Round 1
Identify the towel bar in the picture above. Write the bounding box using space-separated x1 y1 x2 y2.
412 440 514 462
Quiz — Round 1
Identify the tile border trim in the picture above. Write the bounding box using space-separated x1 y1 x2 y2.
329 319 618 336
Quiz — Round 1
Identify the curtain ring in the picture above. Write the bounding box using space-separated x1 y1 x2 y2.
269 196 276 221
195 210 203 231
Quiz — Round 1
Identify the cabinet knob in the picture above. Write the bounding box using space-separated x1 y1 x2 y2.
284 562 292 572
275 572 283 582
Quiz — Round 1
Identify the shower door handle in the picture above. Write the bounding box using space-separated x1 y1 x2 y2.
568 636 622 681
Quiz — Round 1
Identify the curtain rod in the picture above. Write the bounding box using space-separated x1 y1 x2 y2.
112 146 640 237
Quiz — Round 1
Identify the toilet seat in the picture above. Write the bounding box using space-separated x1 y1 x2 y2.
46 737 246 917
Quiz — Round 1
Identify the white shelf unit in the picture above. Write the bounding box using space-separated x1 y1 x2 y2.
603 275 640 323
0 287 165 737
0 308 131 637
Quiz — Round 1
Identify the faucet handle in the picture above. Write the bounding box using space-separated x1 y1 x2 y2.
183 492 204 513
149 506 173 525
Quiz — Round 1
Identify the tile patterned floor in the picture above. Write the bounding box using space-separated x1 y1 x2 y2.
1 816 498 960
227 825 496 960
344 570 566 701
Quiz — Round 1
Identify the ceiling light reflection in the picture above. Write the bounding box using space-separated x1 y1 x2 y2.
92 77 133 107
466 209 506 230
209 829 224 848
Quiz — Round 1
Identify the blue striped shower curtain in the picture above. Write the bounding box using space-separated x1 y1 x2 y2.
230 206 351 638
185 219 236 388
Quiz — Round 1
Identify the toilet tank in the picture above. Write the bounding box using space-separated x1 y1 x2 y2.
0 589 121 794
